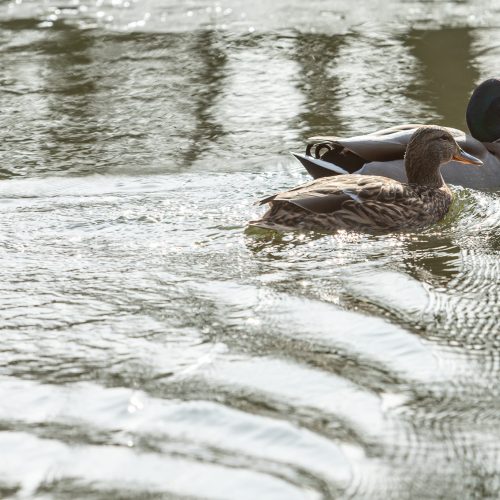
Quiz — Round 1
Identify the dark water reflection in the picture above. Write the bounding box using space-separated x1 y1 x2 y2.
294 32 346 136
405 27 480 129
0 1 499 499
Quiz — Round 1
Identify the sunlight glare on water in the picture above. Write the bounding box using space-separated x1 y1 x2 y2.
0 1 499 499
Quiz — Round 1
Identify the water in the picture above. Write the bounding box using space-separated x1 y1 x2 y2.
0 0 499 498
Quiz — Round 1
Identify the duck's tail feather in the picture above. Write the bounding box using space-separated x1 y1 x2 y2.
255 193 278 206
292 152 349 179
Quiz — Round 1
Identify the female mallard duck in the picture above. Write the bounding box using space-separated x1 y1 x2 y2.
250 127 482 233
294 79 500 189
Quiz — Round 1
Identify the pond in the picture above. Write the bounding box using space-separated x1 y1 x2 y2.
0 0 499 498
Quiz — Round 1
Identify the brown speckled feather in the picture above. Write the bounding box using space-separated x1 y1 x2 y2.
250 174 452 234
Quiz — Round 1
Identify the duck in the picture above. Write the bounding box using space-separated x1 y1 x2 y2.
293 79 500 190
250 126 482 234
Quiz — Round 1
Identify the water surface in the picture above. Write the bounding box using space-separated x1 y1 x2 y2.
0 1 499 498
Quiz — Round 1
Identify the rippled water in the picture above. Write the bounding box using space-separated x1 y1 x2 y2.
1 1 500 498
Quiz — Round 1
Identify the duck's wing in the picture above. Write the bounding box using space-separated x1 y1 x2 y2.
307 124 426 163
298 125 492 181
296 125 428 179
259 175 408 214
307 124 482 163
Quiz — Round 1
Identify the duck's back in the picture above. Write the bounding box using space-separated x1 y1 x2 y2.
251 175 452 233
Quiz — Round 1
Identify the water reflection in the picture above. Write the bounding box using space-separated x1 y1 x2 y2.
404 27 480 129
293 32 346 137
182 30 228 168
41 23 103 175
403 234 462 284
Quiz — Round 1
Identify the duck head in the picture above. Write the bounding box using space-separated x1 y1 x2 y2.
405 126 483 187
466 78 500 143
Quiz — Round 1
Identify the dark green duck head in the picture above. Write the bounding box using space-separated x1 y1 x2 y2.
466 78 500 143
405 126 483 187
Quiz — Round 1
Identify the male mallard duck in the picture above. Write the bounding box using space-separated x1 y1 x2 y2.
250 127 482 233
294 79 500 189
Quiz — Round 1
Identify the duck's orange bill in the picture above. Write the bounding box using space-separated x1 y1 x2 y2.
452 148 483 166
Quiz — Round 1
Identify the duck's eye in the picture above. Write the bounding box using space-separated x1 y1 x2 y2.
439 135 449 141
